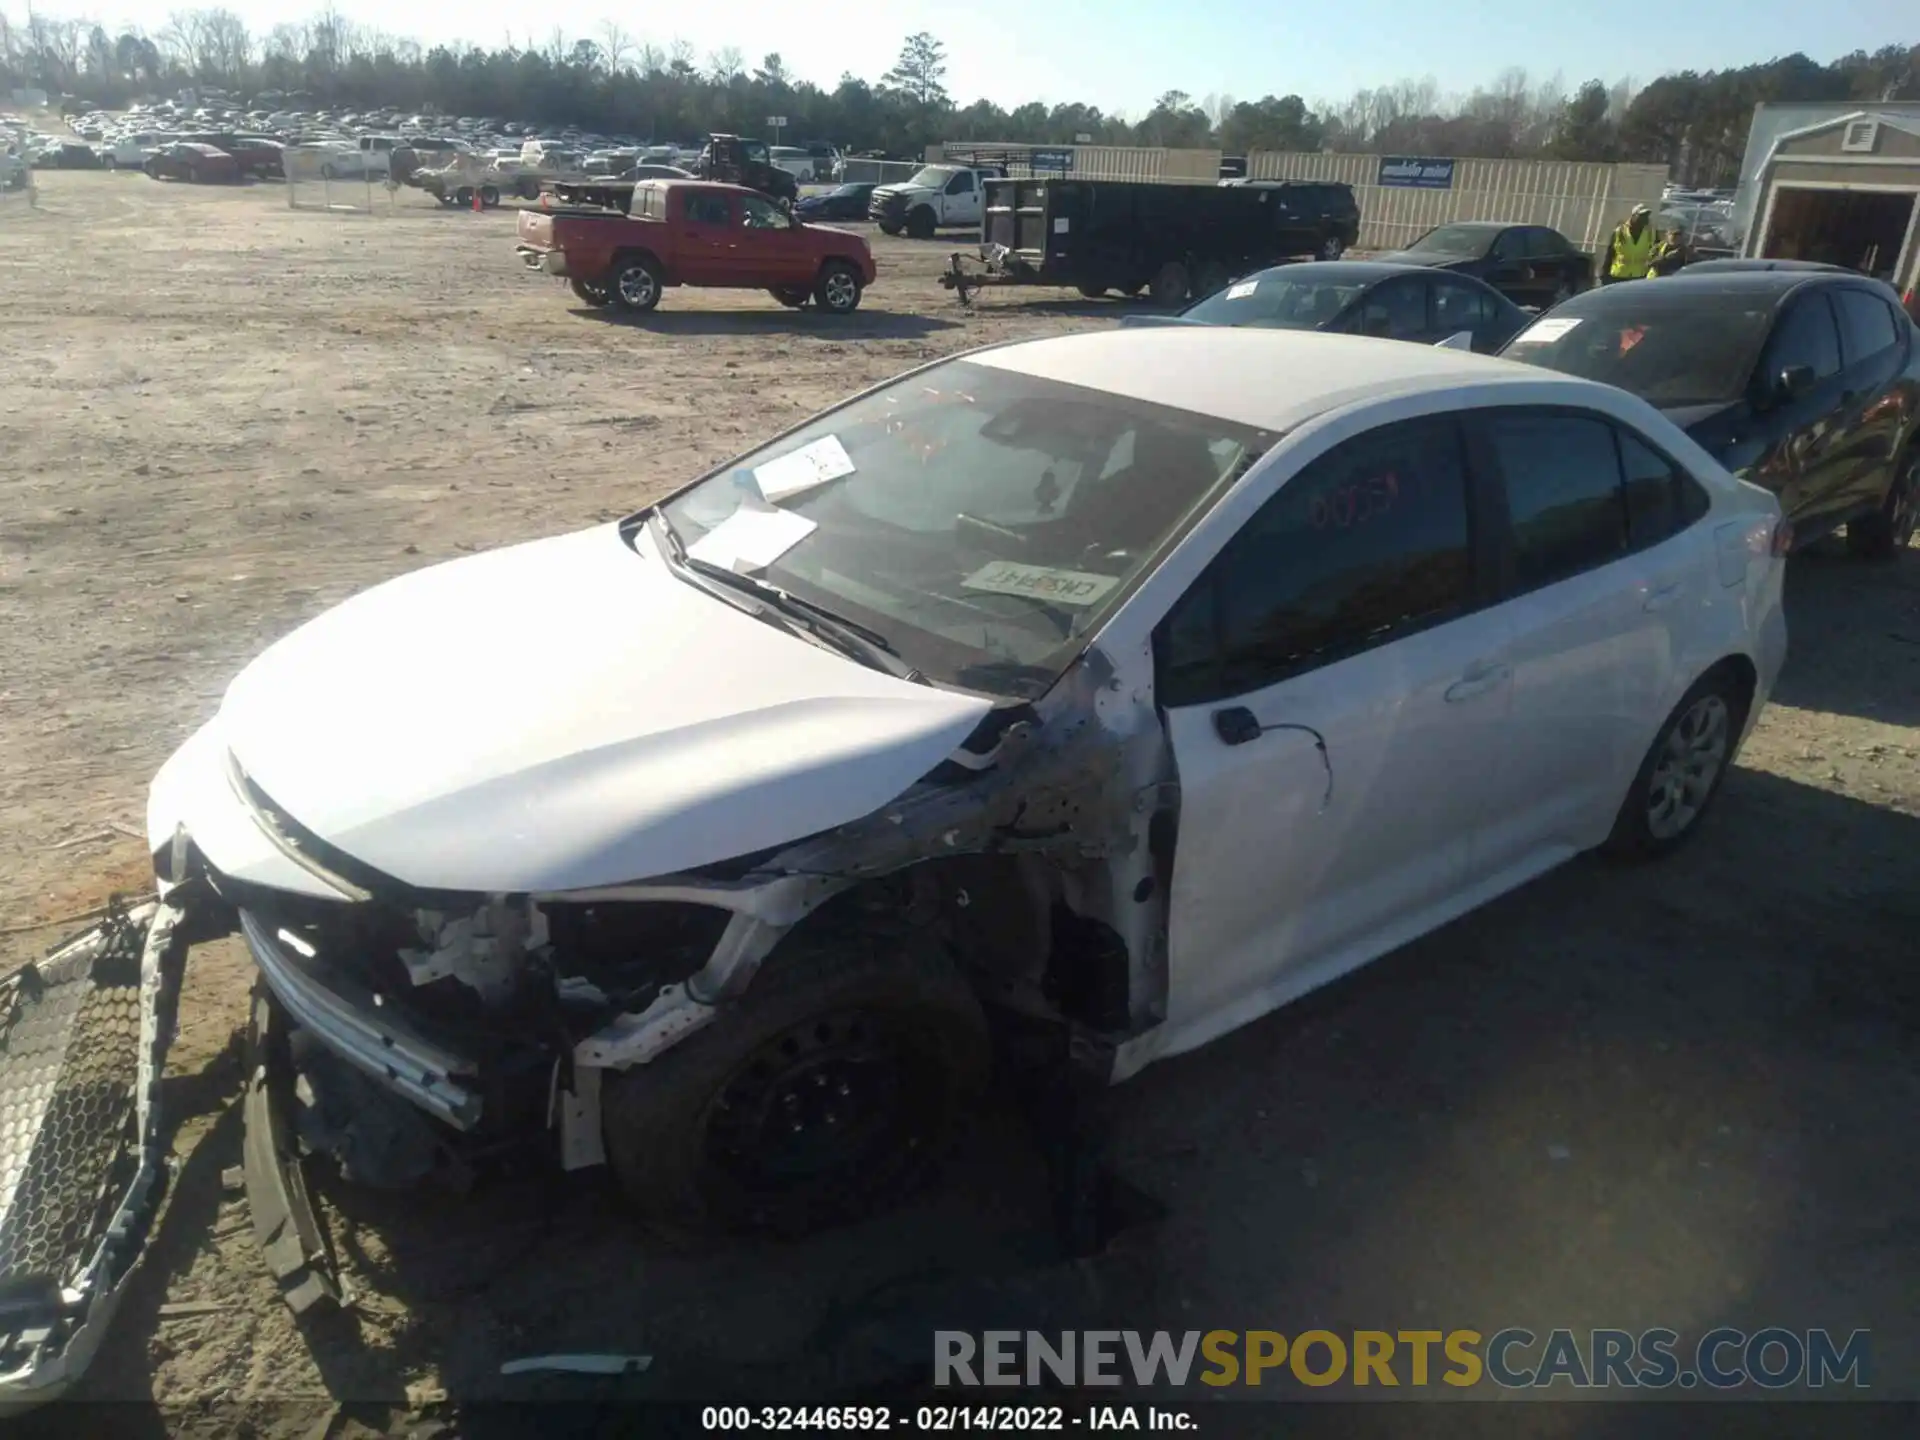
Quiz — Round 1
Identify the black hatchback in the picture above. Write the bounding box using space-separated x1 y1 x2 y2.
1126 260 1528 353
1498 271 1920 558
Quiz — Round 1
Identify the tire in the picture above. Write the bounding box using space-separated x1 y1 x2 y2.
1077 284 1109 299
1149 260 1191 307
452 187 474 208
602 920 990 1239
769 286 811 308
1846 446 1918 560
517 177 539 199
814 261 863 314
1601 668 1746 861
609 254 664 313
570 278 611 307
1318 233 1347 261
877 222 902 237
906 206 936 240
480 185 500 208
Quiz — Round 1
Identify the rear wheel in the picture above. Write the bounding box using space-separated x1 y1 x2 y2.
570 279 611 307
602 922 990 1239
1847 447 1918 560
609 255 664 313
1149 260 1191 307
1602 669 1745 860
814 261 863 314
452 186 474 208
769 286 811 308
480 184 500 208
1318 233 1347 261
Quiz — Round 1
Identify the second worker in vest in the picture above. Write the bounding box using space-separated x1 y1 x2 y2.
1603 203 1657 284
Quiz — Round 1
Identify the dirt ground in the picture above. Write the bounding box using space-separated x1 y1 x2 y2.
1 172 1916 1435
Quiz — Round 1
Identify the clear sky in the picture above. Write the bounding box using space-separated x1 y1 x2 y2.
64 0 1920 116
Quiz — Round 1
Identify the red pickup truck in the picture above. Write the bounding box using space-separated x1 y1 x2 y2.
516 179 877 315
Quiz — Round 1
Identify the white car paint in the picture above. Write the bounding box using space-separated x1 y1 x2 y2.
150 524 991 896
146 329 1785 1094
871 165 991 230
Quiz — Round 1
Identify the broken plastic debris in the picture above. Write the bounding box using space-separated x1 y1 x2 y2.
500 1353 653 1377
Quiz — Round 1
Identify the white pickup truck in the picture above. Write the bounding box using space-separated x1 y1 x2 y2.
868 163 1002 238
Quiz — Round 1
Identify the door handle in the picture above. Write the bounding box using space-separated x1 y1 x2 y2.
1444 662 1510 703
1643 582 1682 612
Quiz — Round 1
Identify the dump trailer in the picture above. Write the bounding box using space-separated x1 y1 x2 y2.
940 176 1314 307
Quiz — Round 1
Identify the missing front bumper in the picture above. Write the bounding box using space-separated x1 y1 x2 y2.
0 900 185 1412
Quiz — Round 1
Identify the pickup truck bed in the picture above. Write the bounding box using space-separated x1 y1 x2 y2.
516 178 876 316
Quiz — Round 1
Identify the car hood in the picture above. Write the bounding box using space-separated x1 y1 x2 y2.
216 523 993 893
1374 250 1467 269
870 183 932 201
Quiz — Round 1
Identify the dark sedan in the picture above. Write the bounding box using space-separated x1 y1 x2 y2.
1498 271 1918 558
794 182 877 221
1378 222 1594 308
1123 261 1528 353
143 143 243 183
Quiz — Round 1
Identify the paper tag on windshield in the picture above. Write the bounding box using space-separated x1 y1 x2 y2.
753 435 855 502
687 506 817 572
1225 280 1259 299
1514 316 1581 344
962 561 1119 608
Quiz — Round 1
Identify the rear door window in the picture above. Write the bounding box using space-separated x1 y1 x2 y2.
1432 278 1492 332
1481 411 1629 591
1832 288 1901 365
1354 278 1430 340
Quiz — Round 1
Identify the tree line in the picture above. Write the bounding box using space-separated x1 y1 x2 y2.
1 10 1915 184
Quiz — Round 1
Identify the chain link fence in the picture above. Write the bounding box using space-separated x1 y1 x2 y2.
284 144 398 214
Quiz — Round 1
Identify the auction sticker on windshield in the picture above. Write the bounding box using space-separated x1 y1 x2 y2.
1225 280 1259 299
688 506 817 572
754 435 856 501
1513 316 1582 344
962 561 1119 606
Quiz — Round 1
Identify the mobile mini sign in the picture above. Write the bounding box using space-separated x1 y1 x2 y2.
1379 156 1455 189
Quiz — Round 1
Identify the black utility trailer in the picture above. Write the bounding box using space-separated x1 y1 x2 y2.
941 176 1303 307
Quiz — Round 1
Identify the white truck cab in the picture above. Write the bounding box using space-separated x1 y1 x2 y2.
868 163 999 238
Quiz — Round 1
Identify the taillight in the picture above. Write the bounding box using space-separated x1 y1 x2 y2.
1769 518 1794 556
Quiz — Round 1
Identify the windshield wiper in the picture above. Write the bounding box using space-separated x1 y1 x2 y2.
685 557 924 682
648 511 923 682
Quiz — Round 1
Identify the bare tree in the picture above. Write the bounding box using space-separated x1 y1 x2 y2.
636 40 665 75
668 36 697 74
707 45 743 83
598 21 633 74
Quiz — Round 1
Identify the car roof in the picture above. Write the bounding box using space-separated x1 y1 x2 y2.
970 328 1588 432
1549 270 1867 310
1684 258 1852 275
1243 260 1450 283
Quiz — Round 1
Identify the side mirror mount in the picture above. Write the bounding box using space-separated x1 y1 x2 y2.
1771 364 1815 404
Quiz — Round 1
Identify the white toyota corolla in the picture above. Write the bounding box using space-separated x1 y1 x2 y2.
0 328 1787 1400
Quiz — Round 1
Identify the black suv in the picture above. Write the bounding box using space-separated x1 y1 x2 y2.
1219 178 1362 260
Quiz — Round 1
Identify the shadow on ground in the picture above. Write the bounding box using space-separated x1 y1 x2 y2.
1769 544 1920 726
577 308 961 338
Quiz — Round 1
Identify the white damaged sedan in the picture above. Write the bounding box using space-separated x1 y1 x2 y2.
0 328 1787 1400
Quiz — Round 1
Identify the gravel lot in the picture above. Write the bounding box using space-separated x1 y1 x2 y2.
2 172 1916 1435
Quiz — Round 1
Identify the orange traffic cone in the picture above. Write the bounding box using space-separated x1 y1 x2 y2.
472 187 483 213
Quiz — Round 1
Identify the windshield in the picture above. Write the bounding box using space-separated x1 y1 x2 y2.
1408 225 1494 257
658 359 1269 698
1501 297 1776 407
907 165 956 188
1182 272 1369 329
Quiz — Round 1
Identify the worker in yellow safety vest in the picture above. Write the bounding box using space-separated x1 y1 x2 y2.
1603 203 1657 284
1646 225 1691 278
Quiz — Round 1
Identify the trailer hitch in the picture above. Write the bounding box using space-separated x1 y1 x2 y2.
940 252 978 307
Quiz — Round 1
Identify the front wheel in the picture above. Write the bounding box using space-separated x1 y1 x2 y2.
814 261 863 314
1602 670 1745 860
609 255 664 313
602 922 990 1239
905 207 936 240
480 185 500 208
1846 448 1918 560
